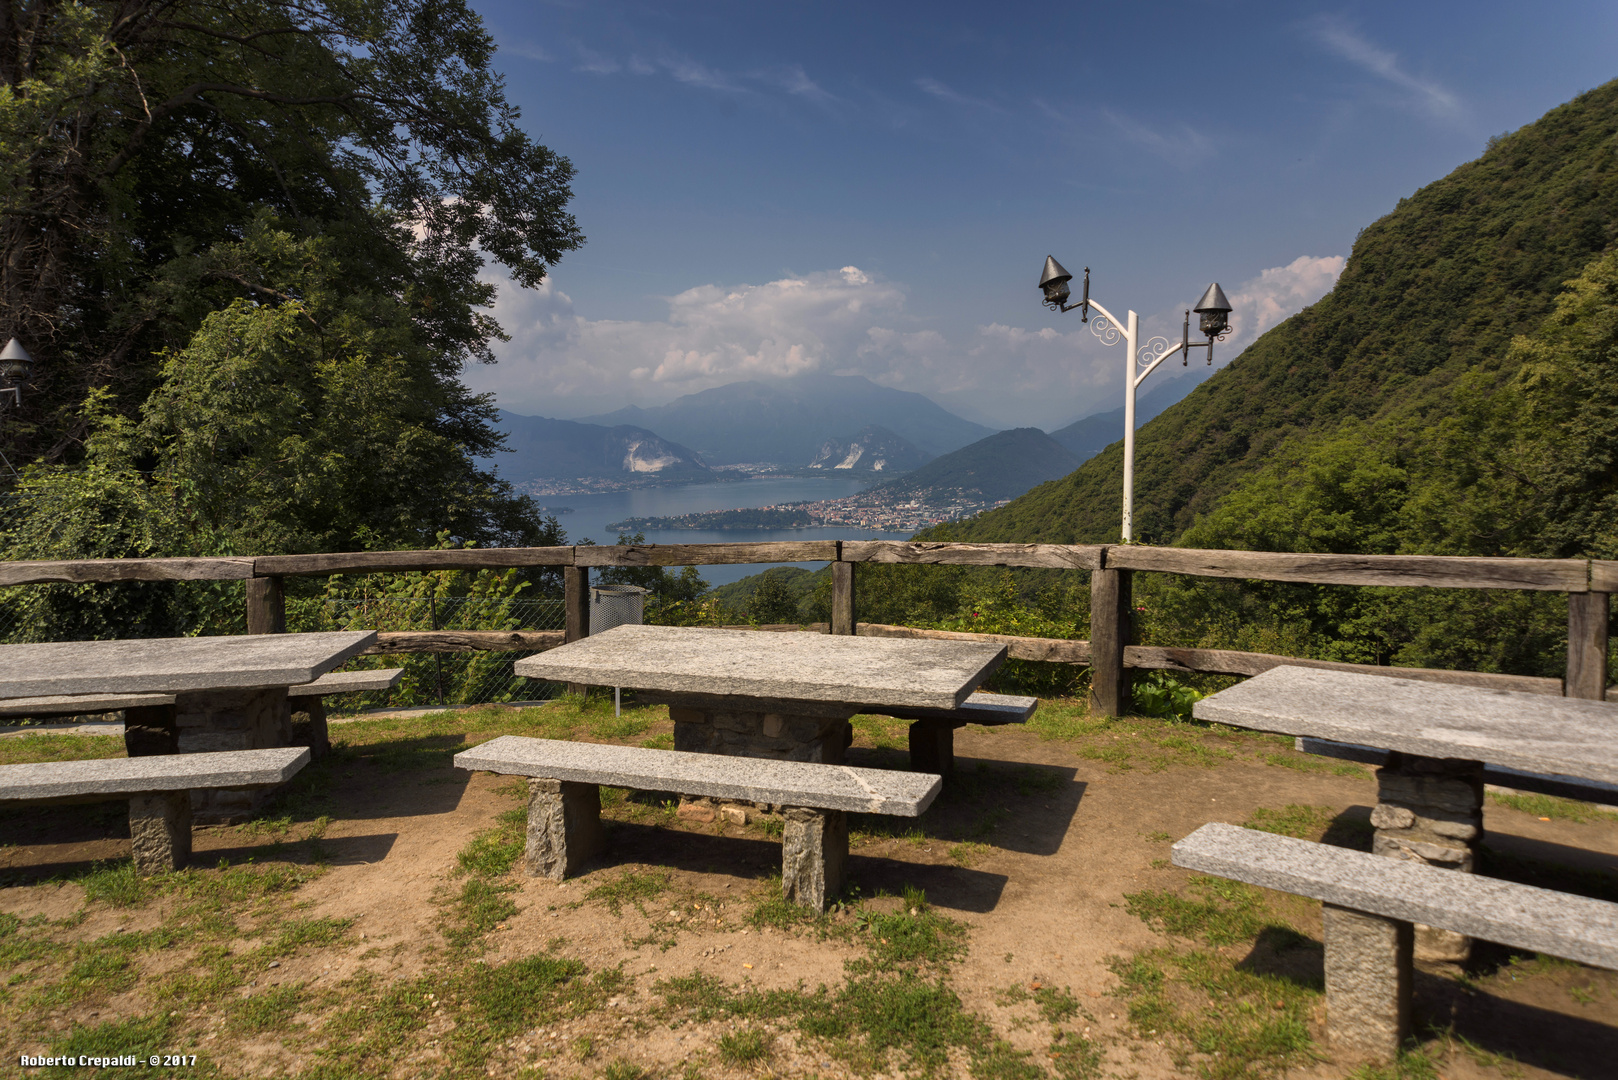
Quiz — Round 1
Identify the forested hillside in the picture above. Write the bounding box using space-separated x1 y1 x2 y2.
949 81 1618 550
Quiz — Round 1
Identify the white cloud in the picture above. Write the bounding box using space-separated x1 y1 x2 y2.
469 255 1345 429
1308 17 1464 124
1220 255 1346 350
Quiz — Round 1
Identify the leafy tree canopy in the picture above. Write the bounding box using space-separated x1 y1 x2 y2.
0 0 581 554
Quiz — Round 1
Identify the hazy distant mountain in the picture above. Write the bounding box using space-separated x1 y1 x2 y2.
866 428 1081 503
1047 370 1210 461
580 374 994 465
806 425 931 473
489 412 712 482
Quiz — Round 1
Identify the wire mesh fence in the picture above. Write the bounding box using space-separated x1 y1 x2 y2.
289 595 568 713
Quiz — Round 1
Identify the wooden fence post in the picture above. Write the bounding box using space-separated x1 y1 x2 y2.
245 576 286 635
563 565 590 696
1089 567 1132 717
1566 591 1609 700
831 560 856 636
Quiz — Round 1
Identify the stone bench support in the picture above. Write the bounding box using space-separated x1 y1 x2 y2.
1173 823 1618 1063
456 735 940 912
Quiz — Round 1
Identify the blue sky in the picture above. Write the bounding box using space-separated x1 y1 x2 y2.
463 1 1618 431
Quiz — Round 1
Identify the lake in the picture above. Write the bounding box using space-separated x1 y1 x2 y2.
538 476 913 586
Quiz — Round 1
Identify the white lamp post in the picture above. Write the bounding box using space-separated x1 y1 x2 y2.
1039 258 1231 542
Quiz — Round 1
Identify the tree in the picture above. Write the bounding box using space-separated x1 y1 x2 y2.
0 0 580 552
746 570 801 625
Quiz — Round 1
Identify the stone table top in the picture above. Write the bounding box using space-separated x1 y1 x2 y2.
1193 665 1618 785
0 632 378 700
514 625 1006 711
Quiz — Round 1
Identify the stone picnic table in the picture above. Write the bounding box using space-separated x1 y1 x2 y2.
1192 664 1618 960
0 631 376 818
514 624 1007 765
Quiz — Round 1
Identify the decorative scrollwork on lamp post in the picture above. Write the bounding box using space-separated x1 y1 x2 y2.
1037 258 1233 542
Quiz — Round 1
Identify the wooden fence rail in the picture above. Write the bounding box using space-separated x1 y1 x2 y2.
1 541 1608 713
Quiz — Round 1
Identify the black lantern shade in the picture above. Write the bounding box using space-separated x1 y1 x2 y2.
1039 256 1073 308
0 338 33 388
1193 282 1232 338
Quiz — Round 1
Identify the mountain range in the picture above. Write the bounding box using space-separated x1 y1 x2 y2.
1047 370 1210 460
866 427 1081 504
487 413 711 483
579 374 995 465
806 425 931 473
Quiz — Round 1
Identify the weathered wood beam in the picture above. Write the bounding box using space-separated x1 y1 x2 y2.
1124 646 1563 696
253 548 574 576
0 557 255 585
361 630 565 655
856 622 1092 664
574 542 838 566
1103 547 1590 592
1566 592 1610 701
831 561 856 635
1088 567 1132 716
841 541 1104 570
245 577 286 635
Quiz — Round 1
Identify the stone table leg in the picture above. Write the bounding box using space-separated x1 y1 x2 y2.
909 719 955 775
129 792 192 875
289 696 330 759
1371 752 1483 962
781 807 847 911
1323 903 1412 1062
123 703 178 757
177 687 293 823
526 777 606 881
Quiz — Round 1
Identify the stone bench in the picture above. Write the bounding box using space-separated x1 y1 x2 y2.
455 735 942 911
862 691 1037 774
1172 822 1618 1061
1295 736 1618 808
0 748 310 876
286 668 403 754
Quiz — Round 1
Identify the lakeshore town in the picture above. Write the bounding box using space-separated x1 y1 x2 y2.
601 488 1013 535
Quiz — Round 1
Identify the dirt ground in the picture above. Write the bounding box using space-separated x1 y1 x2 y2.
2 698 1616 1079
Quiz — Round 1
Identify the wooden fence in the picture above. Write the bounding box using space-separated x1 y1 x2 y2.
0 541 1609 714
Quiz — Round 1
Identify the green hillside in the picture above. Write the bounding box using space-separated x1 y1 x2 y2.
867 427 1081 503
947 80 1618 548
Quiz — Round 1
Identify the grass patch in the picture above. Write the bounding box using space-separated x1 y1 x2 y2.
1488 790 1618 824
0 731 127 765
1126 877 1277 947
1261 751 1368 777
457 811 527 877
229 983 306 1032
586 869 671 916
717 1026 773 1065
1242 804 1338 840
854 887 968 968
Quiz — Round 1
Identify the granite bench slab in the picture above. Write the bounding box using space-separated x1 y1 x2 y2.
0 692 176 719
456 735 940 816
858 692 1038 776
1172 822 1618 1060
863 691 1038 727
288 668 403 698
456 735 941 911
1295 737 1618 807
0 747 311 804
0 747 310 877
